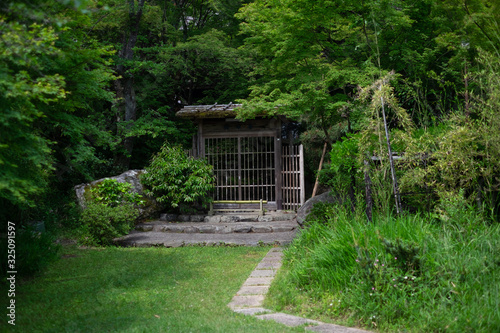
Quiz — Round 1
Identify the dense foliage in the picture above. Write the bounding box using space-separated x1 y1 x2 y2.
0 0 251 225
79 179 141 245
235 1 500 331
2 0 498 223
0 227 60 278
90 178 144 207
79 201 139 246
235 0 500 217
141 144 215 213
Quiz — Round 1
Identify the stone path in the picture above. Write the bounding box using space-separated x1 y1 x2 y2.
228 247 371 333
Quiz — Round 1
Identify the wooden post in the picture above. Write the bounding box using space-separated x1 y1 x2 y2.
237 137 242 201
299 144 305 206
312 141 328 198
275 135 283 210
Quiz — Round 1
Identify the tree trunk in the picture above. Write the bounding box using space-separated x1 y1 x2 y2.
312 141 328 198
114 0 146 170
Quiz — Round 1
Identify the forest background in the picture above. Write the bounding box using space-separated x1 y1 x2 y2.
2 1 500 331
1 0 499 241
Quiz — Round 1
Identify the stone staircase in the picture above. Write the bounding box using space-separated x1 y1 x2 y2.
116 211 299 247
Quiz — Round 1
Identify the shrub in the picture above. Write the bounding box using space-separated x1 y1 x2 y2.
90 178 144 207
141 143 215 213
79 179 141 246
79 202 138 246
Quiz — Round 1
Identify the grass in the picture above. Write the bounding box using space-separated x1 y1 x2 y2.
265 205 500 332
1 245 305 333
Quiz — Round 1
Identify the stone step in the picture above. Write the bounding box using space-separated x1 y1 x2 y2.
159 212 296 223
135 220 298 234
116 230 297 247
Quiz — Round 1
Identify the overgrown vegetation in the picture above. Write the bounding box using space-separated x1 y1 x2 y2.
267 204 500 332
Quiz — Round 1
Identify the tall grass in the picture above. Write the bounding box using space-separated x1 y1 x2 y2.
266 204 500 332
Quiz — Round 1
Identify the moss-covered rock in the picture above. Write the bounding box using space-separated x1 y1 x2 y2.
74 170 163 220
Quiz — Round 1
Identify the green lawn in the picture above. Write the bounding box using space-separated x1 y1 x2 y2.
5 245 304 333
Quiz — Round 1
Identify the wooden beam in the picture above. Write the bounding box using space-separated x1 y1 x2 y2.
299 144 305 206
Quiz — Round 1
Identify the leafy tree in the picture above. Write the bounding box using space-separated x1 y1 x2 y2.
0 16 62 205
84 0 252 170
0 0 115 207
0 0 119 227
235 0 419 143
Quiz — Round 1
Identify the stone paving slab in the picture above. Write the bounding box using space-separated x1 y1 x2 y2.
243 277 274 286
256 313 322 327
236 286 269 295
233 307 273 315
306 324 372 333
266 249 283 255
228 295 265 309
256 261 282 269
252 226 273 233
135 220 298 234
249 269 277 277
161 212 296 223
258 257 282 263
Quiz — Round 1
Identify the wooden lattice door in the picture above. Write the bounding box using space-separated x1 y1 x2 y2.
281 144 305 211
204 137 276 202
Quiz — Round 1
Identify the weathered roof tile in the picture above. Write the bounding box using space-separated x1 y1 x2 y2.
176 103 242 119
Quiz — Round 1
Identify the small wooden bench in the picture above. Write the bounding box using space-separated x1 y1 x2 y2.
208 200 268 216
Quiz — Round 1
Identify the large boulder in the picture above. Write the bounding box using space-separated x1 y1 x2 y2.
74 170 162 220
296 191 336 226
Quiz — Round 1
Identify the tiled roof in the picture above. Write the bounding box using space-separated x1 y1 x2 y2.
176 103 242 119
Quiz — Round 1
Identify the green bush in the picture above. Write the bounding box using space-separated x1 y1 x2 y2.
79 202 138 246
79 179 141 246
90 178 144 207
141 143 215 213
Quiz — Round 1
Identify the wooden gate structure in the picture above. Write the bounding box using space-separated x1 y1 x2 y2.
281 144 305 211
177 104 305 211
